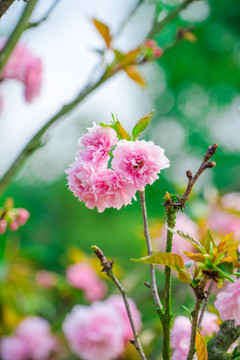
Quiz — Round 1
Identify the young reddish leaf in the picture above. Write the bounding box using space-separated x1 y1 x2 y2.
195 332 207 360
125 66 146 87
132 252 185 270
92 18 112 48
132 111 154 140
183 252 206 263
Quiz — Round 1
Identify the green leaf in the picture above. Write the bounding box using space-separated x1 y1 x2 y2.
132 111 154 140
203 229 215 252
218 261 234 274
181 305 192 321
167 227 205 253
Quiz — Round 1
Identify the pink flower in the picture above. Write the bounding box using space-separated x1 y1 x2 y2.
0 39 42 103
0 219 7 235
221 192 240 212
208 210 240 240
106 295 142 343
66 162 97 209
36 270 57 289
66 262 107 302
155 212 198 261
94 169 137 212
112 139 170 191
1 317 58 360
66 162 137 212
16 208 30 226
63 302 125 360
8 220 19 231
171 313 219 359
77 124 118 169
215 279 240 325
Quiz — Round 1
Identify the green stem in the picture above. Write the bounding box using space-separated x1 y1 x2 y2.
0 0 38 73
147 0 194 38
162 205 177 360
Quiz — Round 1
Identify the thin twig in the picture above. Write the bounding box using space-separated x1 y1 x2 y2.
138 190 164 317
147 0 194 38
0 0 38 73
92 245 147 360
28 0 60 28
198 279 215 329
179 144 218 207
187 276 209 360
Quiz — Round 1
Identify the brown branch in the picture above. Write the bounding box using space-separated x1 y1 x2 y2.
0 0 15 18
138 190 164 318
179 144 218 207
92 245 147 360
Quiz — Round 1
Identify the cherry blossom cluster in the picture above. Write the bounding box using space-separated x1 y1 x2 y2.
142 39 163 59
0 39 42 111
63 294 141 360
0 201 30 235
66 122 170 212
1 317 58 360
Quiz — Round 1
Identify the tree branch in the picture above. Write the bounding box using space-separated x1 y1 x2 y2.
197 279 215 329
92 245 147 360
207 320 240 360
0 0 38 73
138 190 164 319
28 0 60 28
0 0 195 196
0 0 15 19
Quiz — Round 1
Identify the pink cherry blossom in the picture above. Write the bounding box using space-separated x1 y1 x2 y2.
16 208 30 226
36 270 57 289
66 161 97 209
1 336 28 360
66 262 107 302
106 295 142 343
155 212 199 261
8 220 19 231
94 169 137 212
63 302 125 360
0 219 7 234
112 139 170 191
77 124 118 169
215 279 240 325
171 312 219 359
0 39 42 103
1 316 58 360
208 210 240 240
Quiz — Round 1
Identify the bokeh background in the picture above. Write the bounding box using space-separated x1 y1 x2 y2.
1 0 240 358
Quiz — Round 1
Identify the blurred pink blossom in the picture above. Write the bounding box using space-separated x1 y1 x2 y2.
155 212 199 261
1 316 58 360
171 312 219 359
112 139 170 191
77 124 118 169
8 220 19 231
221 192 240 212
0 219 7 235
208 210 240 240
66 262 107 301
0 39 42 103
16 208 30 226
215 279 240 325
36 270 57 289
63 302 125 360
107 295 142 343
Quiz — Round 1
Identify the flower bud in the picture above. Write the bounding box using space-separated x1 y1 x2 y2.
9 221 19 231
17 208 30 226
0 219 7 234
